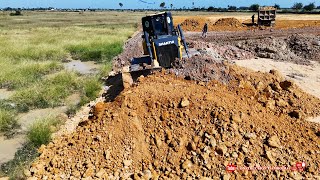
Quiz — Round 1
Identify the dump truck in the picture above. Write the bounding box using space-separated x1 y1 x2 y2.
258 6 276 26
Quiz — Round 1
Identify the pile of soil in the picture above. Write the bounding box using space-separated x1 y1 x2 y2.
214 18 242 27
28 56 320 179
180 19 201 31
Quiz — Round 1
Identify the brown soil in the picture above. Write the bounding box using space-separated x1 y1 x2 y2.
214 18 242 27
180 19 201 31
28 55 320 179
175 16 320 32
25 15 320 180
187 27 320 65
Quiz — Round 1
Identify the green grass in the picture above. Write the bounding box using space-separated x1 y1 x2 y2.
10 71 80 112
0 109 19 135
0 12 137 114
68 41 124 62
0 60 62 89
27 117 61 147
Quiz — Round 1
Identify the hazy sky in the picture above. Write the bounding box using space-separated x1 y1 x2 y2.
0 0 319 9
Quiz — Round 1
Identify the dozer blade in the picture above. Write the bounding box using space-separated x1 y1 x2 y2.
122 66 133 89
121 65 162 89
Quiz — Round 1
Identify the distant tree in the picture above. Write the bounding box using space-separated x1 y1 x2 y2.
303 2 315 11
207 6 214 11
317 6 320 9
228 5 237 11
249 4 260 11
239 6 249 10
292 2 303 11
10 10 22 16
274 4 280 9
160 2 166 9
4 7 13 11
119 3 123 8
170 4 173 9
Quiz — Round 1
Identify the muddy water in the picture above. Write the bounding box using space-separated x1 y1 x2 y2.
0 61 94 165
63 60 99 74
0 89 14 100
0 106 68 166
18 106 68 131
0 135 25 165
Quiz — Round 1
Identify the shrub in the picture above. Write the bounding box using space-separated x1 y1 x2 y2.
27 117 61 147
9 10 22 16
0 109 19 134
303 3 315 11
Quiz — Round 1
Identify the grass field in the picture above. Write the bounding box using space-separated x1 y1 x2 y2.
0 11 143 135
0 11 141 178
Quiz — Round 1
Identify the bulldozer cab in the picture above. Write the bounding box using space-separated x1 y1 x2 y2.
142 12 175 38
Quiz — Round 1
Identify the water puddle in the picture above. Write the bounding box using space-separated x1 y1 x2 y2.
0 89 14 100
0 134 26 165
18 106 68 132
63 60 99 75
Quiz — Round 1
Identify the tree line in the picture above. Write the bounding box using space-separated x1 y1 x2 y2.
2 2 320 12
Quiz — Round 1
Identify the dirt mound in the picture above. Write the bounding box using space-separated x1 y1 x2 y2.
170 56 232 83
180 19 201 31
28 56 320 179
214 18 242 27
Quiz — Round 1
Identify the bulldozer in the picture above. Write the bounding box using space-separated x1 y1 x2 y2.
125 11 189 72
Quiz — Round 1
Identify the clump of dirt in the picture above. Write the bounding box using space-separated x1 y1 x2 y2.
214 18 242 27
170 56 232 83
189 41 255 61
28 56 320 179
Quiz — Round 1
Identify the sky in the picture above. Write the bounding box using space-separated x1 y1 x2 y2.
0 0 319 9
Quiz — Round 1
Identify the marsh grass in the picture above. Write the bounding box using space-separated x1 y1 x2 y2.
0 109 19 135
0 11 141 178
0 60 62 89
68 41 123 62
0 11 138 114
27 117 61 147
10 71 80 111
